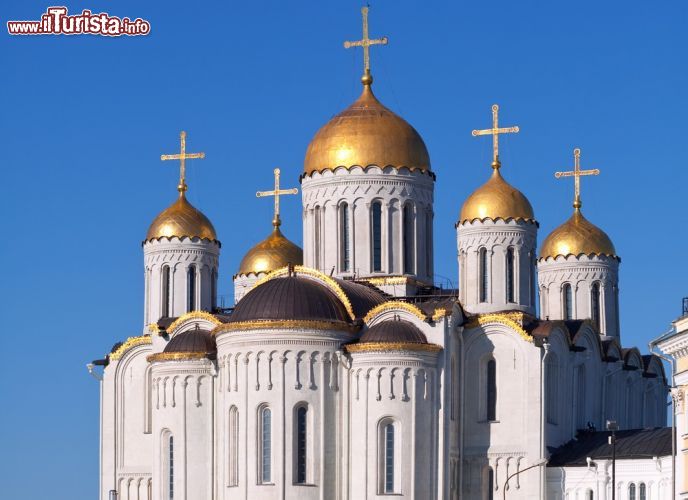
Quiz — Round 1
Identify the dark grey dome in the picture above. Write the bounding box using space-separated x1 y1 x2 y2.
333 278 387 319
231 275 350 324
360 319 427 344
164 329 216 354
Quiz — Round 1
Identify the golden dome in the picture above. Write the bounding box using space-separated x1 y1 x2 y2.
539 208 616 260
459 161 535 224
237 225 303 276
303 79 430 176
146 192 217 242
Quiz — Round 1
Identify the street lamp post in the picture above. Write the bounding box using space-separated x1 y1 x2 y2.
502 458 548 500
607 420 619 500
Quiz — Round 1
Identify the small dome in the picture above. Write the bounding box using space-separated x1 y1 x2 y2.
459 162 534 224
146 192 217 242
539 208 616 260
231 275 349 324
360 318 427 344
303 82 430 176
237 226 303 276
164 329 216 354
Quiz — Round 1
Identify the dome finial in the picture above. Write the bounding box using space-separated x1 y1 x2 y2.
160 130 206 195
553 148 600 212
343 6 388 87
472 104 520 166
256 168 299 229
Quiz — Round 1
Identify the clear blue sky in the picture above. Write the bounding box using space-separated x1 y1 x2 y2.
1 1 686 498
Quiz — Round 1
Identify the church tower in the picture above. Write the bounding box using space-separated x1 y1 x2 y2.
538 148 619 337
234 168 303 302
300 9 435 294
457 105 538 315
143 132 220 329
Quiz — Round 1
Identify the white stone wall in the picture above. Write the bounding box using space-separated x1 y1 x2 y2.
214 327 354 500
301 167 435 283
538 255 620 338
143 238 220 329
150 359 215 500
457 219 538 315
233 272 263 304
547 456 672 500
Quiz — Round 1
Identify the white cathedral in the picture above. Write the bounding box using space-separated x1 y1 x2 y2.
93 9 673 500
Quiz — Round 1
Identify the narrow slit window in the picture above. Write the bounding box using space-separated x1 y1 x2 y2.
372 202 382 272
629 483 636 500
486 359 497 421
296 406 308 484
187 265 196 312
314 207 321 270
479 248 489 303
384 423 395 493
260 407 272 483
506 247 515 303
340 203 350 272
403 204 415 274
169 435 174 499
591 282 601 331
162 266 171 317
563 283 573 320
228 407 239 486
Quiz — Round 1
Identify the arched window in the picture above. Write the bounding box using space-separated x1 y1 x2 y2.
340 203 350 272
546 353 559 424
591 282 601 331
425 211 433 277
372 202 382 272
211 269 217 310
384 423 395 493
260 407 272 483
295 405 308 484
228 407 239 486
403 203 415 274
629 483 636 500
486 358 497 421
187 265 196 312
486 466 494 500
506 247 515 303
168 435 174 499
162 266 171 317
314 206 322 270
479 248 489 303
639 483 646 500
563 283 573 320
586 489 594 500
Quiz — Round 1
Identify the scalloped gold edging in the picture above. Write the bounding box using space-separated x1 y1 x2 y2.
300 164 436 180
363 301 428 324
213 319 357 334
431 307 450 322
457 216 538 227
147 351 213 362
165 311 222 334
110 335 152 360
346 342 442 353
464 312 532 343
363 276 410 286
252 266 356 320
537 252 619 262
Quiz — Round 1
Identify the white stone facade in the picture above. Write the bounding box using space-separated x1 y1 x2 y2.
538 255 620 338
143 238 220 330
457 218 538 315
301 166 434 284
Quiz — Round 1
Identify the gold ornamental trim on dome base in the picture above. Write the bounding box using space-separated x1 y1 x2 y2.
346 342 442 354
431 308 450 322
165 311 222 335
456 215 538 227
147 351 213 363
464 312 532 344
252 266 356 321
213 319 357 334
363 301 428 324
361 275 432 287
110 335 153 361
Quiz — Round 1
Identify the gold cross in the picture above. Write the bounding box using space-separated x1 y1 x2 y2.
344 6 388 83
256 168 299 227
472 104 520 164
554 148 600 209
160 131 205 193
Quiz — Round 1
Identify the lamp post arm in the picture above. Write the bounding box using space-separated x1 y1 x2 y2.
503 461 547 500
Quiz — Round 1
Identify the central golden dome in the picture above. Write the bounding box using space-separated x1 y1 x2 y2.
303 81 430 176
237 225 303 276
146 192 217 242
459 161 535 224
539 208 616 260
